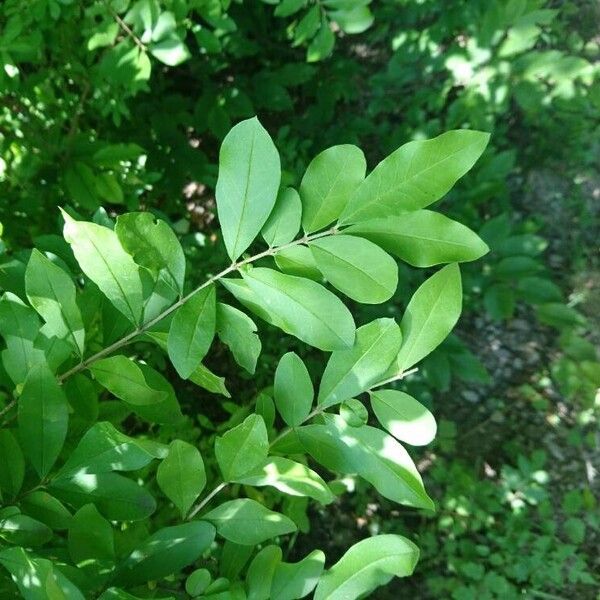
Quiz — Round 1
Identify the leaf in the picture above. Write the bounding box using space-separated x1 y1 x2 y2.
115 522 215 586
157 439 206 517
25 249 85 356
299 145 366 232
150 36 191 66
274 352 314 427
275 245 322 280
216 303 261 374
189 363 231 397
346 210 489 267
330 5 374 34
90 355 168 406
0 430 25 499
300 415 433 509
20 491 72 530
116 212 186 295
18 364 69 479
203 499 296 545
318 318 402 407
0 514 52 546
394 263 462 371
310 235 398 303
261 187 302 247
50 472 156 521
242 267 355 351
339 130 490 224
339 398 368 427
247 545 282 600
56 421 166 479
216 117 281 260
168 285 216 379
186 568 211 596
61 211 143 324
0 546 85 600
307 19 335 62
236 457 334 504
313 535 419 599
68 504 114 563
215 414 269 481
271 550 325 600
370 390 437 446
64 162 101 210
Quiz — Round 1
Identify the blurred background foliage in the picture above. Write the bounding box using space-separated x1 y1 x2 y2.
1 0 599 597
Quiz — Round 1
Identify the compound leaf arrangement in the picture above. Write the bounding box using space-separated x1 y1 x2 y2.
0 117 489 599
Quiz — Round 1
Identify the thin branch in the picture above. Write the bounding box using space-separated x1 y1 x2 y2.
0 399 16 422
187 481 227 519
58 227 338 383
368 367 419 391
104 1 147 51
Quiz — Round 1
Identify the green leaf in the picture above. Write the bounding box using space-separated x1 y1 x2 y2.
300 415 433 509
275 0 306 18
68 504 114 563
310 235 398 303
293 5 320 45
50 472 156 521
0 546 85 600
90 355 168 406
216 117 281 260
274 352 314 427
330 5 374 34
236 457 334 504
346 210 489 267
394 263 462 371
18 364 69 479
299 145 366 232
116 212 186 295
56 421 166 479
247 545 282 600
215 414 268 481
61 211 143 324
242 267 355 351
261 187 302 247
370 390 437 446
189 363 231 397
20 491 72 530
150 36 191 66
307 19 335 62
115 522 215 586
275 245 323 280
0 513 52 546
339 398 368 427
168 285 216 379
186 568 212 597
64 162 101 210
216 303 261 374
203 499 296 545
0 430 25 499
339 130 490 224
318 318 401 407
157 439 206 517
313 535 419 599
25 249 85 357
95 172 124 204
271 550 325 600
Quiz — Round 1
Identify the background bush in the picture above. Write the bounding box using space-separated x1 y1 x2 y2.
0 0 598 598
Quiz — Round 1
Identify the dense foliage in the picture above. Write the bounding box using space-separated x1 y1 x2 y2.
0 0 598 598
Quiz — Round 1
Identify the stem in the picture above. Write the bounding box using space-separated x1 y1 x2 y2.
0 399 16 421
58 227 338 383
187 482 227 519
105 1 147 51
368 367 419 391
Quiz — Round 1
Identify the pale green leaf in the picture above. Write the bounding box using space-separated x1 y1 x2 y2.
236 457 334 504
25 249 85 356
216 117 281 260
339 130 490 224
318 318 401 407
370 390 437 446
394 263 462 371
247 545 282 600
61 211 143 324
346 210 489 267
310 234 398 303
18 364 69 479
274 352 313 427
271 550 325 600
261 187 302 247
189 363 231 397
168 285 216 379
274 245 322 280
314 535 419 599
157 439 206 517
300 145 365 232
242 267 355 351
215 414 268 481
216 303 261 374
203 499 296 545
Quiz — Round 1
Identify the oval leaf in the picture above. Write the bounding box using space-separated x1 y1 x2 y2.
262 187 302 247
274 352 314 427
